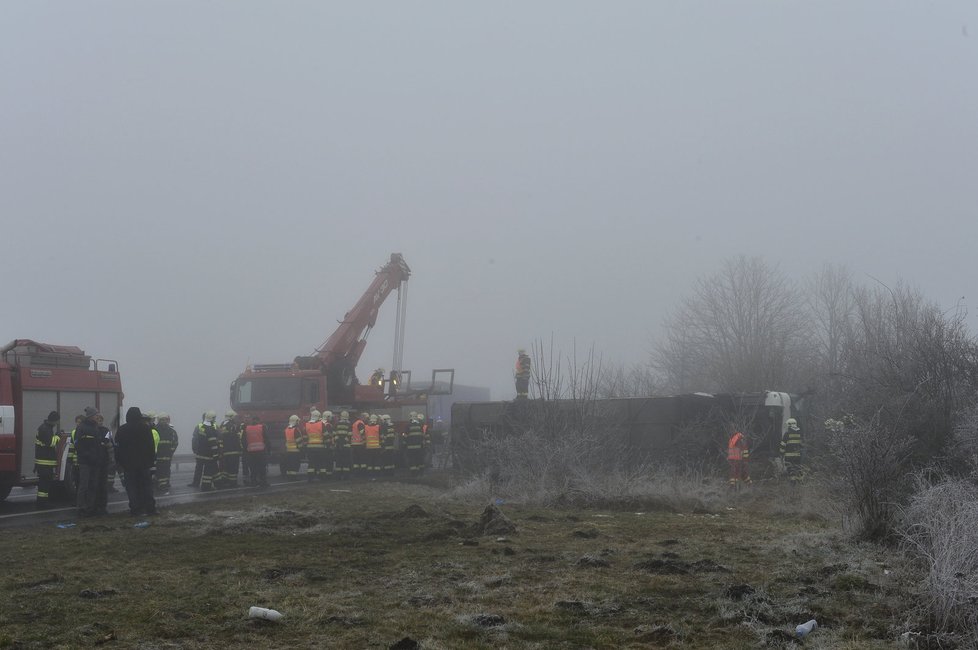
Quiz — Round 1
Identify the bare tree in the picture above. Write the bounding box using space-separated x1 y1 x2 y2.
653 256 810 393
598 361 661 398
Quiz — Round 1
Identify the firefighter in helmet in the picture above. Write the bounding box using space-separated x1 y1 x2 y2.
282 415 303 479
780 417 804 482
34 411 60 508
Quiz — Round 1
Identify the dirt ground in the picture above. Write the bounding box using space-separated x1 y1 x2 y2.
0 478 913 649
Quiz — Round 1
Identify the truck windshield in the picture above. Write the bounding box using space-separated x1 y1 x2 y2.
234 377 302 408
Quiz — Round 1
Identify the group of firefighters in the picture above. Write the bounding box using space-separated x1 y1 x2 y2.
726 417 804 488
33 407 178 514
186 409 442 492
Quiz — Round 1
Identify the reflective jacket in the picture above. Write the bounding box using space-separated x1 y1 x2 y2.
284 425 302 452
334 419 351 448
405 418 424 450
245 424 267 452
350 419 365 445
727 432 749 461
364 423 381 449
156 424 179 461
780 427 803 459
305 420 325 448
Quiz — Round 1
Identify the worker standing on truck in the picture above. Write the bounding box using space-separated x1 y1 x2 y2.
780 418 804 483
33 411 60 508
155 413 178 494
727 428 751 488
369 368 385 390
515 349 531 399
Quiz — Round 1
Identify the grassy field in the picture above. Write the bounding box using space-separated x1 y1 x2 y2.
0 478 914 649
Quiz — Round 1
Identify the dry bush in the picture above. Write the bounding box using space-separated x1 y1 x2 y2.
901 478 978 640
826 417 914 541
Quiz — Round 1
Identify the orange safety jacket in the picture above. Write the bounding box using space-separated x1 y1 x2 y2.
364 423 381 449
245 424 266 452
305 420 326 447
727 432 748 461
284 426 302 452
350 419 365 445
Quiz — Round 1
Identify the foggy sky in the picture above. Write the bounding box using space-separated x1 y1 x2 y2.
3 2 977 448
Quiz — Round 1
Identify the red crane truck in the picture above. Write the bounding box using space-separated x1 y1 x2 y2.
0 340 123 502
229 253 453 460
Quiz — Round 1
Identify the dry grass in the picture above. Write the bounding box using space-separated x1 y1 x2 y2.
0 478 914 649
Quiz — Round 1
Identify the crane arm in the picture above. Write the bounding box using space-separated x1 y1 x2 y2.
314 253 411 372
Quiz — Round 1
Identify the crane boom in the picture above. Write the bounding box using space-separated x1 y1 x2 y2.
313 253 411 373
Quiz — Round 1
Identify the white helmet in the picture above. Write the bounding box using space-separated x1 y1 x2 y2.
369 414 378 424
225 409 237 418
310 409 321 421
340 410 349 419
157 412 170 421
204 410 217 423
288 414 300 425
382 414 391 422
323 410 333 420
787 418 799 430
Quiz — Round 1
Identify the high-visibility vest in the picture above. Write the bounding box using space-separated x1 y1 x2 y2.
515 355 530 377
351 420 365 445
152 428 160 454
284 426 301 452
364 423 381 449
781 428 803 458
728 432 747 461
245 424 266 452
305 420 325 447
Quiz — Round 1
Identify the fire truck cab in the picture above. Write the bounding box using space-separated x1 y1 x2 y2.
0 340 123 502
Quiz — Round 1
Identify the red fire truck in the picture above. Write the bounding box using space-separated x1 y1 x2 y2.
229 253 453 459
0 340 123 502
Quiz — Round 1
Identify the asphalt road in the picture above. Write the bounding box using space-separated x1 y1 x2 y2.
0 461 334 529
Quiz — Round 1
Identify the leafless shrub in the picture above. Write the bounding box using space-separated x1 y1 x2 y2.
901 477 978 640
826 417 914 541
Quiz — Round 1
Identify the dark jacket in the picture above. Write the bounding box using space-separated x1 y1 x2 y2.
75 417 103 467
115 407 156 471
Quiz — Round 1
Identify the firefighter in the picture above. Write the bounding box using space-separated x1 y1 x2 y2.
282 415 304 479
334 411 352 477
305 409 328 481
198 411 221 491
243 415 269 487
727 428 751 488
780 418 804 483
67 414 82 495
321 410 335 479
364 414 382 476
405 411 425 475
219 409 242 488
351 412 370 476
188 412 211 488
369 368 385 390
75 407 104 516
155 413 178 494
34 411 60 508
514 349 531 399
381 414 396 475
95 414 114 514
